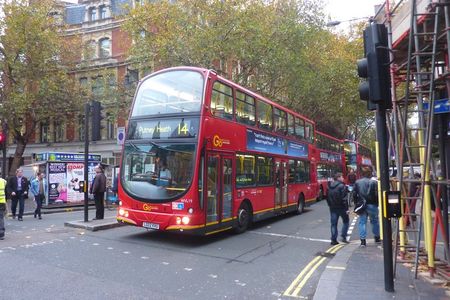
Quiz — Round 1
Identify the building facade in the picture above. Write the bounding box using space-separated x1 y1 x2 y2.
5 0 137 171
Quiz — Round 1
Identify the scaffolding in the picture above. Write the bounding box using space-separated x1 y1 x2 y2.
380 0 450 280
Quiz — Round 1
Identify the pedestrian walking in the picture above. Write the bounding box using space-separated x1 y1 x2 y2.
354 167 380 247
347 168 357 185
326 172 349 245
90 165 106 220
0 176 7 240
7 168 29 221
30 172 47 220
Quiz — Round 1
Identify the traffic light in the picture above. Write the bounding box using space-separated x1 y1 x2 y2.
91 101 104 141
357 23 392 110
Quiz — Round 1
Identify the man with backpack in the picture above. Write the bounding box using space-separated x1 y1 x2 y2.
354 167 380 247
327 172 349 245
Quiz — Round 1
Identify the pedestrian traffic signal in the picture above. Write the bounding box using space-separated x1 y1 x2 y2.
357 23 392 110
91 101 104 141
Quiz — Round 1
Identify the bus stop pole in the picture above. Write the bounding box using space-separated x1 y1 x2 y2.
84 102 90 222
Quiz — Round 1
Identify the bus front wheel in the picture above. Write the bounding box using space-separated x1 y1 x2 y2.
235 203 252 234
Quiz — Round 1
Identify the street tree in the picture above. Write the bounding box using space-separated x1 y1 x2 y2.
122 0 371 138
0 0 83 175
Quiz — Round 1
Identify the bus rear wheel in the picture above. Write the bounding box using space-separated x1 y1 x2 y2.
235 203 252 234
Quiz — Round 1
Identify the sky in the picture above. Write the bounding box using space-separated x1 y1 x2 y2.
64 0 385 21
324 0 385 29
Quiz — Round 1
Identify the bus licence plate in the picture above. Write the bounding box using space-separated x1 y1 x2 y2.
142 222 160 230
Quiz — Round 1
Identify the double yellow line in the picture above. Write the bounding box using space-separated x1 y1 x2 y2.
283 244 344 298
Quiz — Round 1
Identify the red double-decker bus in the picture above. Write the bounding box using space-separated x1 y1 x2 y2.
117 66 319 235
315 131 345 199
343 140 374 180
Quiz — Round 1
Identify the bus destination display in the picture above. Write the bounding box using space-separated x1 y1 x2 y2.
128 118 199 140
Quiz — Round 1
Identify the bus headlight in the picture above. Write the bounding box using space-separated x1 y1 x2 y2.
119 201 122 206
182 216 190 225
188 208 194 214
176 217 182 225
119 208 126 216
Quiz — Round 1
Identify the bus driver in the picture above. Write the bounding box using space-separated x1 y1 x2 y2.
157 159 172 187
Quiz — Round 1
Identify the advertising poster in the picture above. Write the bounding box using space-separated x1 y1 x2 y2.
67 163 84 202
246 129 286 155
48 163 67 204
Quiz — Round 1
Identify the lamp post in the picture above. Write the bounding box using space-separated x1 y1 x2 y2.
326 17 370 27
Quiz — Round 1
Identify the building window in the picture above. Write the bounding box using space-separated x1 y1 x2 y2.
89 7 97 22
99 5 107 19
40 121 50 143
54 120 65 142
79 77 88 86
92 76 104 98
84 40 97 60
106 114 115 140
99 38 111 58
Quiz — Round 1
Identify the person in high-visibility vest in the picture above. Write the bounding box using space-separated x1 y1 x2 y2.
0 176 7 240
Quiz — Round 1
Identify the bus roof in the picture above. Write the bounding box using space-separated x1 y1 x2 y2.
145 66 316 126
316 130 342 142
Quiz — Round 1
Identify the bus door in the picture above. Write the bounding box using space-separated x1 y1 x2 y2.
206 153 233 225
281 161 288 207
275 160 288 209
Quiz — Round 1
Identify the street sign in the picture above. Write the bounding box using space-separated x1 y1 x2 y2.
423 98 450 114
117 127 125 145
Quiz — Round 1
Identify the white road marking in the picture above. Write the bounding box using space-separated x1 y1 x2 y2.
123 251 130 254
141 256 149 259
346 216 359 241
184 268 192 271
162 262 169 265
248 231 329 243
208 274 218 279
326 266 346 270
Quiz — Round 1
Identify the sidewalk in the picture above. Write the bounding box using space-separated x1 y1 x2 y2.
6 198 123 231
314 240 450 300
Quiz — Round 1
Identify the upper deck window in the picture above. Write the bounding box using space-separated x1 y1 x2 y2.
295 117 304 139
257 100 273 131
287 114 295 136
211 81 233 120
236 90 256 126
131 70 204 117
305 121 314 143
273 108 287 134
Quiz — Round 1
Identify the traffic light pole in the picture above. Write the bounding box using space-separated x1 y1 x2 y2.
376 104 394 292
1 122 7 179
84 102 90 223
2 141 6 179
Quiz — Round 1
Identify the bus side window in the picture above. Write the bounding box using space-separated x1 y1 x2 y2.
211 81 233 120
295 117 304 139
236 154 255 187
256 100 273 131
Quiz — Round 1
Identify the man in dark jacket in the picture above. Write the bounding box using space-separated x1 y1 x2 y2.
327 172 349 245
7 168 29 221
90 165 107 220
354 167 380 247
